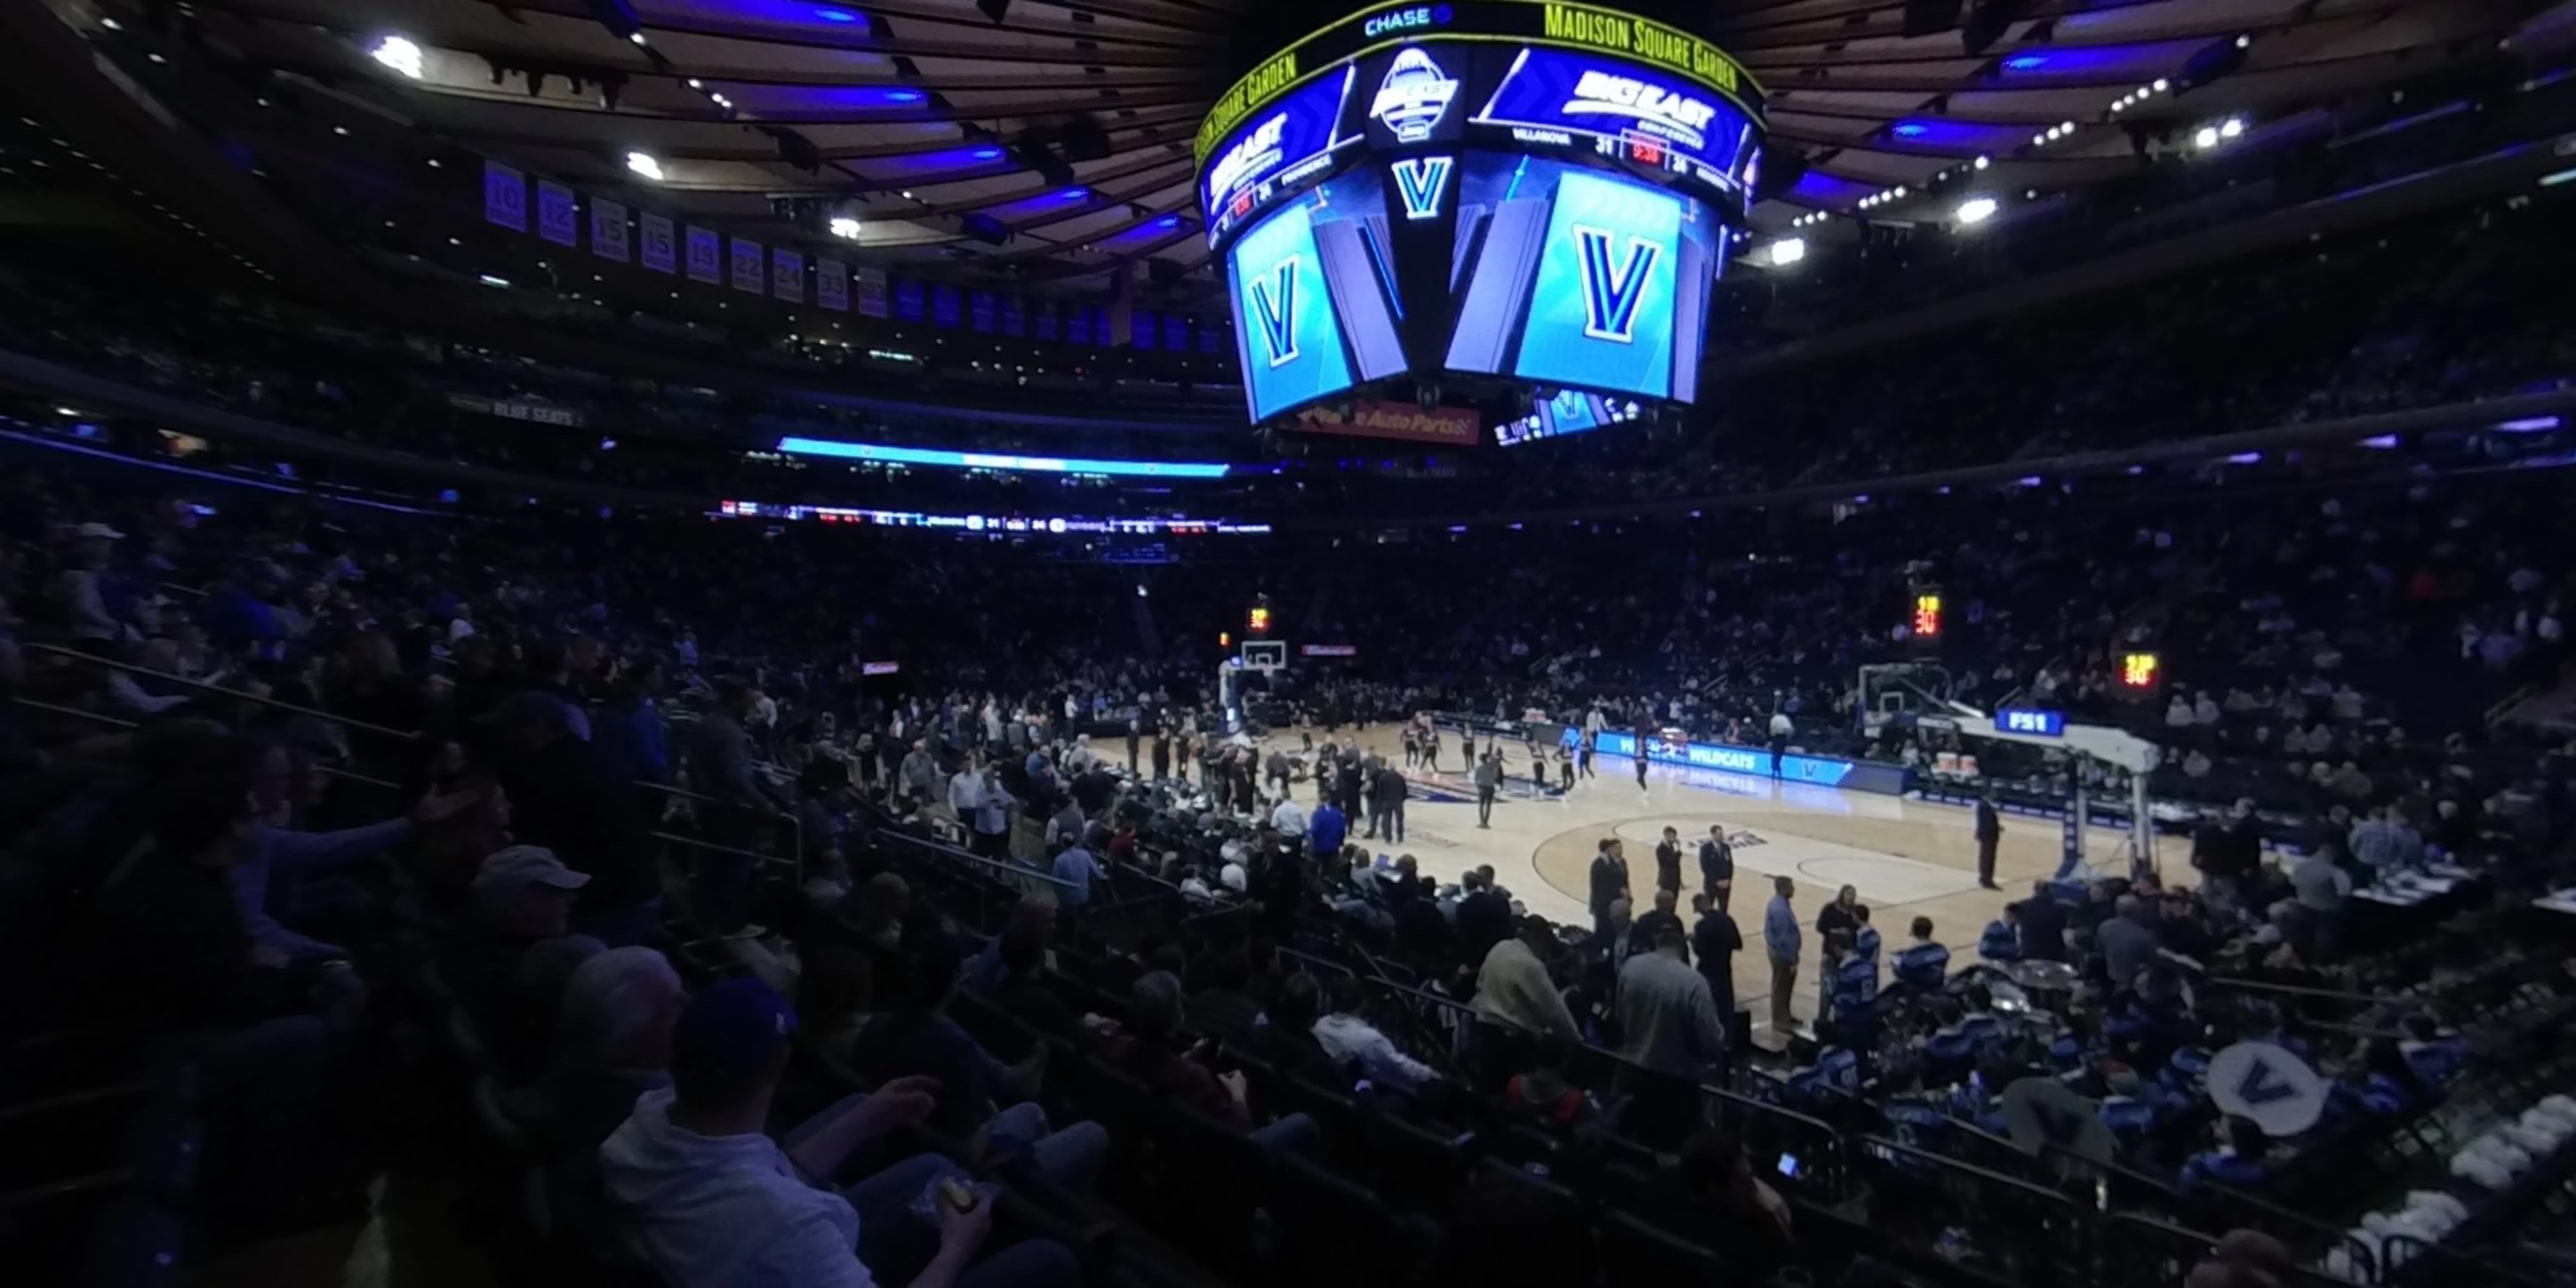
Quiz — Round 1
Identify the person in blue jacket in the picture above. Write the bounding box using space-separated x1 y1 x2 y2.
1893 916 1951 993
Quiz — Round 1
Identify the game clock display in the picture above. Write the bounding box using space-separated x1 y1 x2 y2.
1199 3 1763 425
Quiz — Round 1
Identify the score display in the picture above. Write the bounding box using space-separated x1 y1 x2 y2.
1202 36 1761 240
1201 3 1763 425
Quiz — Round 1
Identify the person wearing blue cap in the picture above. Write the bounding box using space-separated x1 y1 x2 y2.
601 976 1076 1288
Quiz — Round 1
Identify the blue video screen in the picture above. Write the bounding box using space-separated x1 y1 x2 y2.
1446 154 1719 402
1516 167 1683 396
1202 66 1363 238
1229 199 1355 422
1470 47 1763 212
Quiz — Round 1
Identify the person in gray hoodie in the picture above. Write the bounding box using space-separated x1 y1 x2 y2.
599 978 1074 1288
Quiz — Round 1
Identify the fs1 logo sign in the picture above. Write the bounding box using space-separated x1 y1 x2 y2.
1369 47 1458 143
1391 156 1453 219
1246 258 1302 368
1571 225 1661 342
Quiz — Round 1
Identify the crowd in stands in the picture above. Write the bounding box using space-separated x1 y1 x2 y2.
8 408 2576 1285
4 46 2576 1282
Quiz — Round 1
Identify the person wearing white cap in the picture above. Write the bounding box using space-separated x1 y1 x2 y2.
57 521 124 644
442 846 597 1066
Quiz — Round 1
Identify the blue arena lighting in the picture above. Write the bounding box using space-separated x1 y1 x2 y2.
775 436 1231 478
814 7 860 21
2003 54 2051 70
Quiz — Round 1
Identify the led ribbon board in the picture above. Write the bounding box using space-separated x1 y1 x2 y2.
1202 67 1363 229
1472 47 1762 199
1195 1 1762 169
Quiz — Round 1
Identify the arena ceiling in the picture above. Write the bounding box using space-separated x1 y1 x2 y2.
125 0 2519 290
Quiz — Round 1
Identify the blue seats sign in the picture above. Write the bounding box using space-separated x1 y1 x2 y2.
2207 1041 2328 1135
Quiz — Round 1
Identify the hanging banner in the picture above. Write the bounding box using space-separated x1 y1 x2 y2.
771 247 804 303
536 180 579 247
590 198 630 263
686 226 722 284
483 160 527 231
730 236 766 294
640 212 676 274
816 258 850 311
853 266 889 318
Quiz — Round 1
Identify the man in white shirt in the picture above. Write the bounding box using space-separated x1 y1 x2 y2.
1269 794 1307 841
601 978 1075 1288
1312 975 1438 1093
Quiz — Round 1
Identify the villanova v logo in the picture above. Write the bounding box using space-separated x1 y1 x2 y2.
1391 157 1452 220
1246 258 1300 369
1571 225 1661 343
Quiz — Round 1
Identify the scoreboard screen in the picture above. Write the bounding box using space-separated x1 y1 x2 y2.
1200 1 1763 424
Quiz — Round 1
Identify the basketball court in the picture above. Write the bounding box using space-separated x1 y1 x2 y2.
1263 723 2082 1047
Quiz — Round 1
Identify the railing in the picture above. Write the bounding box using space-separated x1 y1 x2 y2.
871 827 1075 934
28 642 421 744
23 647 809 909
1856 1134 2095 1286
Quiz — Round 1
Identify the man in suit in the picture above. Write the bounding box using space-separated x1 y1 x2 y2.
1974 790 2002 891
1589 838 1631 941
1700 824 1735 913
2015 879 2068 963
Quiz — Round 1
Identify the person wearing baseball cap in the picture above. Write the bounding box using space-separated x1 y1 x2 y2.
438 846 595 1066
601 977 1075 1288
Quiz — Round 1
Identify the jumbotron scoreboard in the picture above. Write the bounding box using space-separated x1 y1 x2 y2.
1196 1 1768 428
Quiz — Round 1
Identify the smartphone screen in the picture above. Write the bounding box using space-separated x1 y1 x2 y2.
1777 1153 1802 1179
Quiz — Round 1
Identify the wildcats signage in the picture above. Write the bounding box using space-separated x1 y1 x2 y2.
1293 400 1482 446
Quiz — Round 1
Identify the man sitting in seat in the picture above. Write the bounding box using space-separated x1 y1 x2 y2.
1100 971 1316 1152
852 935 1107 1190
601 977 1077 1288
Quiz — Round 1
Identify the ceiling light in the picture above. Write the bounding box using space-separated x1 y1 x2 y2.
687 78 703 89
2193 125 2221 149
99 16 121 30
830 215 863 239
1763 237 1806 268
369 34 425 79
629 31 650 46
626 151 663 180
2153 78 2170 92
2235 34 2251 48
1955 196 1998 225
478 274 511 288
1974 154 1991 169
333 125 350 136
2221 116 2246 138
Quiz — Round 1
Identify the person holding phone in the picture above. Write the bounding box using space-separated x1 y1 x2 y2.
600 978 1078 1288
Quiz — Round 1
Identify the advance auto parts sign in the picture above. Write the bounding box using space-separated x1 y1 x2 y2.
1294 400 1483 447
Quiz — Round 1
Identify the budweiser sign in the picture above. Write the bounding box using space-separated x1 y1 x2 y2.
1293 400 1481 447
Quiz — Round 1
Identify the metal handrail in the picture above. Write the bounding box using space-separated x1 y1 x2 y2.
874 827 1077 891
28 642 422 742
29 647 814 875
